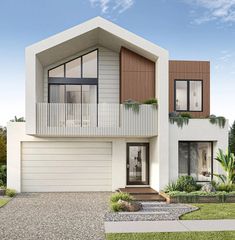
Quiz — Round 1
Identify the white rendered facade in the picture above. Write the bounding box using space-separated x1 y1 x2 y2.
7 17 228 192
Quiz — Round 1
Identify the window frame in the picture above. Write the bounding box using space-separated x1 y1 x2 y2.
174 79 203 112
47 49 99 126
178 141 214 182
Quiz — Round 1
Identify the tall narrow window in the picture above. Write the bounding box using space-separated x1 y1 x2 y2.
175 80 203 112
190 81 202 111
175 81 188 111
179 142 213 182
82 51 98 78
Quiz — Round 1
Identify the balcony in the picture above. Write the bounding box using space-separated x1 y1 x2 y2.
36 103 158 137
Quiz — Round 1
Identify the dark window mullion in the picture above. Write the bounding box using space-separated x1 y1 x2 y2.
81 56 83 78
81 85 83 127
188 142 191 176
187 80 190 111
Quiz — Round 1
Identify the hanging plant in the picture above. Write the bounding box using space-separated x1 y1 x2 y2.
169 112 190 128
143 98 158 109
209 115 226 128
124 99 141 113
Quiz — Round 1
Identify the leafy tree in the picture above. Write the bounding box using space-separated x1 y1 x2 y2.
229 120 235 155
214 149 235 184
0 126 6 165
10 116 25 122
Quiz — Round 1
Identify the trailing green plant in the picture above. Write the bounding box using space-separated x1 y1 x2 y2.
164 176 199 193
0 165 6 186
209 115 226 128
169 112 190 128
169 115 189 128
180 113 192 118
110 192 133 203
143 98 158 108
214 149 235 185
5 188 16 197
123 99 141 113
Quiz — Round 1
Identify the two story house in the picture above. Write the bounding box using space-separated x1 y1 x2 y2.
7 17 228 193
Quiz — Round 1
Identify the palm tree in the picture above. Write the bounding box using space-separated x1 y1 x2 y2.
10 116 25 122
214 149 235 184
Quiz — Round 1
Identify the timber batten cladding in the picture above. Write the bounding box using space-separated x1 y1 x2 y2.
120 47 155 103
169 60 210 118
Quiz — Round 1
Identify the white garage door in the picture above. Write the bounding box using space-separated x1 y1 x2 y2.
21 141 112 192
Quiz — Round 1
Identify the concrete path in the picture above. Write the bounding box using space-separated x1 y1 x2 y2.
105 219 235 233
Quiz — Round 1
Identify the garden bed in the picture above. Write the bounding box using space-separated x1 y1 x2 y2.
160 191 235 203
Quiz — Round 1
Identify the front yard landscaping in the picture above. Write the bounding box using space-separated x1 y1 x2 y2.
0 198 10 208
106 231 235 240
180 203 235 220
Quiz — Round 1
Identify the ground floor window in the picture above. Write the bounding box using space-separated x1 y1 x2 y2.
178 141 213 182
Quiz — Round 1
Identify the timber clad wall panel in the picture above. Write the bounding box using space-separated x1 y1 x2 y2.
169 60 210 118
120 47 155 102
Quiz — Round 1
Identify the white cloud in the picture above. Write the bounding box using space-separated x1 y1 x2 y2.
89 0 134 15
186 0 235 24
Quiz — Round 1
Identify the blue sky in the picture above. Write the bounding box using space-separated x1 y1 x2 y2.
0 0 235 125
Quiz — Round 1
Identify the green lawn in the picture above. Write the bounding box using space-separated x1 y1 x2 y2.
180 203 235 220
106 232 235 240
0 198 9 208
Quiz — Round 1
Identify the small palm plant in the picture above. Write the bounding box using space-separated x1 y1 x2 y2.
10 116 25 122
214 149 235 184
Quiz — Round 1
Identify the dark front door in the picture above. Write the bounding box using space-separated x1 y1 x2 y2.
127 143 149 185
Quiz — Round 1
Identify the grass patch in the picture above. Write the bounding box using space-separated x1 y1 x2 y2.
106 232 235 240
181 203 235 220
0 198 9 208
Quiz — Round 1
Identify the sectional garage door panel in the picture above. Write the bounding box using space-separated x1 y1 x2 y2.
21 141 112 192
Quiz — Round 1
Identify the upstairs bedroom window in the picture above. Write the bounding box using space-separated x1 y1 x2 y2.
174 80 202 112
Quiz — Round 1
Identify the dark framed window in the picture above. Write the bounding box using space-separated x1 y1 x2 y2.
47 49 99 126
178 141 213 182
174 80 203 112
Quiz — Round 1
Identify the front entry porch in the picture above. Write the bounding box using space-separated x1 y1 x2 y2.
118 187 166 201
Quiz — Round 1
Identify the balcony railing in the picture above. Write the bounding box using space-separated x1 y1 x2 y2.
36 103 158 136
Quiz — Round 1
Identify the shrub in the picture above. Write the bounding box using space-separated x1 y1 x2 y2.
5 189 16 197
180 113 192 118
0 165 6 186
110 192 133 203
175 176 199 192
143 98 158 108
110 202 123 212
165 176 199 193
164 182 178 192
216 183 235 192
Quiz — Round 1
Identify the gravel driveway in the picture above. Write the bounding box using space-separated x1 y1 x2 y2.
0 192 110 240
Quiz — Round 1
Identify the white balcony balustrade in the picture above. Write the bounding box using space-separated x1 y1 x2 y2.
36 103 158 137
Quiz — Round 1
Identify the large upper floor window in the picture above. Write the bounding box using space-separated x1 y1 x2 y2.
48 49 98 79
48 49 98 104
174 80 202 112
